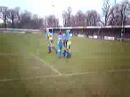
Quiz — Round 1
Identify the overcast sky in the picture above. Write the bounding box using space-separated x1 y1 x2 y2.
0 0 125 25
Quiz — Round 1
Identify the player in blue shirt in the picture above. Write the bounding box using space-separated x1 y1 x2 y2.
63 30 72 58
56 32 63 58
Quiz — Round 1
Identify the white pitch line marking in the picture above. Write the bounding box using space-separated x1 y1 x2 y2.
0 69 130 82
0 53 62 76
0 75 59 82
33 55 62 76
0 53 19 56
63 69 130 77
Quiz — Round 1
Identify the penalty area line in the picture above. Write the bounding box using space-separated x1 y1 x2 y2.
0 53 19 56
0 69 130 82
33 55 62 76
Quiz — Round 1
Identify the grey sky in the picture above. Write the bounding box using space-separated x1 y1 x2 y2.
0 0 125 25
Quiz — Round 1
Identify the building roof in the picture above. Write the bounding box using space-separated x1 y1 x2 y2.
47 25 130 30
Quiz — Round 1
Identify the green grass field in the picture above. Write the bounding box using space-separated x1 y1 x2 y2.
0 32 130 97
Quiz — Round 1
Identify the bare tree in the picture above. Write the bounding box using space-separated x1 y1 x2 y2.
6 7 20 28
31 14 43 29
45 15 59 27
108 4 121 25
75 10 86 26
1 6 45 29
120 0 130 25
86 10 101 26
102 0 111 26
108 0 130 26
62 7 72 27
0 6 8 28
70 15 76 27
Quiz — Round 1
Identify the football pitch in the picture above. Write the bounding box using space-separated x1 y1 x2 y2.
0 32 130 97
